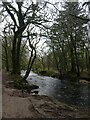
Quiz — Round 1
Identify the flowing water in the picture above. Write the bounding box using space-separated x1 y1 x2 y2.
21 71 90 107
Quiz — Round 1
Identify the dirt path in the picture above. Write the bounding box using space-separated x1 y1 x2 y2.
2 70 90 118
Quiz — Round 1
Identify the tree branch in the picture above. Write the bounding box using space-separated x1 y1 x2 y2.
2 2 18 27
69 13 90 23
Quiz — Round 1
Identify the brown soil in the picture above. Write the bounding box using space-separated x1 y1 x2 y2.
1 70 90 118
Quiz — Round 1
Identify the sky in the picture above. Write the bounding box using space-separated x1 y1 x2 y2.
5 0 90 3
0 0 89 53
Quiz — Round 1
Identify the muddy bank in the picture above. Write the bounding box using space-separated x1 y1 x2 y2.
2 70 90 118
3 86 89 118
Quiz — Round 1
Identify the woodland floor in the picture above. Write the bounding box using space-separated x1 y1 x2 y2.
1 70 90 119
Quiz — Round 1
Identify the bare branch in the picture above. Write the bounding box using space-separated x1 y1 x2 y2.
2 2 18 27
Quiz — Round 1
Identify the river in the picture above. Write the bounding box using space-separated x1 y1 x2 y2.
21 71 90 107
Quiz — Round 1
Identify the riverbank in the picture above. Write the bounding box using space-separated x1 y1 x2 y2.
2 70 90 118
37 70 90 83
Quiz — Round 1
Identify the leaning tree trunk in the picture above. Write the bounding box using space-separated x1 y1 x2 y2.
23 31 37 80
23 49 36 80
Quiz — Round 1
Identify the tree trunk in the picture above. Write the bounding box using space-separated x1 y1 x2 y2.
70 34 76 73
12 31 22 74
12 36 17 74
16 36 22 74
52 47 62 76
74 35 80 76
5 37 9 71
74 48 80 76
5 47 9 71
23 49 36 80
88 4 90 75
86 48 90 74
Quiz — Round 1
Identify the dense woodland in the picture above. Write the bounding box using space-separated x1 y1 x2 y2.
0 1 90 80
